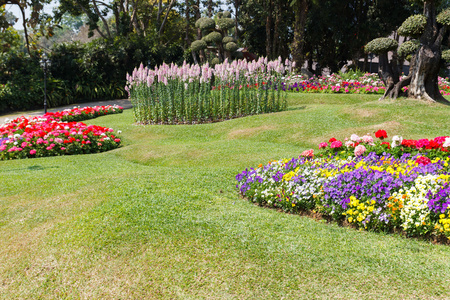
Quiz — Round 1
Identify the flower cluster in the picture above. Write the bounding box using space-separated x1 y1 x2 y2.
43 105 123 122
318 131 449 160
126 57 291 124
0 110 122 160
282 73 450 95
236 147 450 240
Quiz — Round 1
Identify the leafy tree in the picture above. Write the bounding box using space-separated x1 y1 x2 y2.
303 0 411 74
1 0 56 55
190 10 238 63
366 0 450 103
238 0 293 60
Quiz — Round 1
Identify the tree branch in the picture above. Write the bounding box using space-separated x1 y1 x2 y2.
92 0 111 38
158 0 175 36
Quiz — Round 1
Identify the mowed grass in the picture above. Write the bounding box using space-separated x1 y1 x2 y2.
1 93 450 299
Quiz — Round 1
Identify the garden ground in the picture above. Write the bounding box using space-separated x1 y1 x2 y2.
0 99 133 124
1 93 450 299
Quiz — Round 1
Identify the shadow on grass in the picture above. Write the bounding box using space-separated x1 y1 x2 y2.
287 105 306 111
2 165 60 172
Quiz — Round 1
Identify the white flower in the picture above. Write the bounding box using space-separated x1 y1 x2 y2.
391 135 403 148
443 137 450 148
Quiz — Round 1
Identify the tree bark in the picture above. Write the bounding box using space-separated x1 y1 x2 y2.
407 44 447 103
291 0 308 71
378 53 398 100
265 0 273 59
405 0 449 104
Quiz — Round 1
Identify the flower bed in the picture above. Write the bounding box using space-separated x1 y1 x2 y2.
126 58 291 124
43 105 123 122
0 106 123 160
236 132 450 241
282 73 450 95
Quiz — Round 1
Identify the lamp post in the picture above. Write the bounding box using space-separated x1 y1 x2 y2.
40 53 51 114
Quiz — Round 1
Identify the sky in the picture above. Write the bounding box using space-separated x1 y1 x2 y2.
4 1 57 30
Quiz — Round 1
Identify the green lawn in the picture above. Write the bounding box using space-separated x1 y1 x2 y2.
1 93 450 299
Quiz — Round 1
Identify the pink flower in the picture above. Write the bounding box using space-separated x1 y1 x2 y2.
319 142 328 149
345 140 355 148
300 149 314 158
21 142 28 148
114 138 121 143
55 138 63 143
98 142 102 146
330 140 342 149
361 135 373 144
350 134 360 142
416 139 430 149
37 138 44 144
354 145 366 156
61 147 66 151
46 146 53 150
0 145 7 151
30 149 36 155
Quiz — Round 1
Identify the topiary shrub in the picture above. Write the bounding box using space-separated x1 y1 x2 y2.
365 38 398 54
222 36 236 44
437 8 450 26
216 18 234 30
398 40 420 59
224 42 238 52
191 40 207 52
222 11 231 18
203 31 222 43
195 17 207 28
442 49 450 62
211 57 220 65
199 18 216 30
397 14 427 38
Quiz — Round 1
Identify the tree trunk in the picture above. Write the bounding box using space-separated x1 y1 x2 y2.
407 44 447 103
265 0 273 59
378 53 398 100
291 0 308 71
405 0 449 104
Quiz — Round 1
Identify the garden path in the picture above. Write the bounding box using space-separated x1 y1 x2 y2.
0 99 132 125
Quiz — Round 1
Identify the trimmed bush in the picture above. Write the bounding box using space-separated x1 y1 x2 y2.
191 40 207 52
216 18 235 30
365 38 398 54
398 14 427 37
224 41 238 52
222 36 236 44
203 31 223 43
398 40 420 59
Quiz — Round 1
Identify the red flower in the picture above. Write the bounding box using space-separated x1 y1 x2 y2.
329 137 337 143
375 129 387 140
416 156 431 166
381 141 391 149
